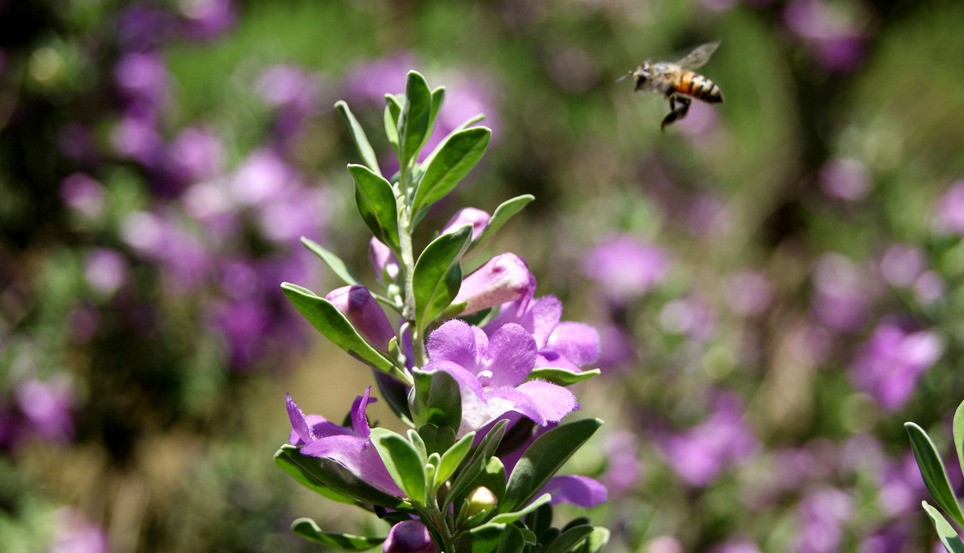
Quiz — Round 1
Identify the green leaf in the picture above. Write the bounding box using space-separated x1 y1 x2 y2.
923 501 964 553
301 237 360 286
370 428 427 506
490 493 550 525
398 71 432 167
419 424 456 456
501 418 602 514
436 432 475 486
468 195 535 254
429 87 446 139
384 94 402 152
954 400 964 476
411 127 492 215
334 100 381 176
411 368 463 429
274 448 356 504
461 457 507 527
495 524 526 553
526 368 601 386
463 523 506 553
274 445 404 508
905 422 964 525
281 283 396 375
544 525 594 553
291 518 385 550
412 224 472 332
447 420 508 508
408 429 428 461
349 164 400 253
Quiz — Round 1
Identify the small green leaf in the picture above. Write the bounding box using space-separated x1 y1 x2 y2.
468 195 535 254
448 420 508 508
418 425 456 456
495 524 526 553
275 445 404 508
281 283 396 375
398 71 432 167
384 95 401 151
334 100 381 176
437 432 475 486
463 523 506 553
408 429 428 461
301 237 360 286
274 448 356 504
501 418 602 514
291 518 385 550
370 428 428 506
411 368 463 429
490 493 550 525
923 501 964 553
954 400 964 475
905 422 964 526
544 524 594 553
349 164 400 253
411 127 491 215
526 368 601 386
413 224 472 332
428 87 446 140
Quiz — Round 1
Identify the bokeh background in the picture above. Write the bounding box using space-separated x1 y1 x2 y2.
3 0 964 551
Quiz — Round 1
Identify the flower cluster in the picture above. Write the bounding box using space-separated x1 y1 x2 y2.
277 72 608 552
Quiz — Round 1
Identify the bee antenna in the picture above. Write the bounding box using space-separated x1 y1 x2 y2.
614 71 632 84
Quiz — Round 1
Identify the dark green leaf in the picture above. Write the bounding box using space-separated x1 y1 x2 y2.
370 428 427 506
923 501 964 553
526 368 601 386
490 493 549 525
428 87 446 140
291 518 385 550
281 283 396 375
274 445 404 508
461 457 508 527
418 424 456 456
463 523 506 553
544 525 594 553
274 448 356 504
408 429 428 461
301 237 360 286
334 100 381 176
905 422 964 525
447 420 508 508
374 371 413 426
413 224 472 332
349 164 400 253
954 400 964 476
398 71 432 167
501 418 602 514
524 503 554 538
411 127 491 215
411 368 463 429
468 195 535 254
384 95 401 152
436 431 474 486
573 527 610 553
495 524 526 553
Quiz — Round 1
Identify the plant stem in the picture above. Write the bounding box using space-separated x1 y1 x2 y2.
398 161 428 367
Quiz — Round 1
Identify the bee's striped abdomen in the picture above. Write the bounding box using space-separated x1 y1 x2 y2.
675 70 724 104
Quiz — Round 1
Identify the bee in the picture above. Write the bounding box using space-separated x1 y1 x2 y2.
618 41 724 130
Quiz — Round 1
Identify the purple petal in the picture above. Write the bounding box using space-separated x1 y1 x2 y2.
527 296 562 347
513 380 577 423
546 322 600 367
370 237 400 282
442 207 491 241
350 387 376 438
453 253 535 315
483 323 537 387
540 475 608 507
286 393 315 444
423 360 486 399
483 387 547 426
326 285 396 351
426 319 480 370
302 434 402 496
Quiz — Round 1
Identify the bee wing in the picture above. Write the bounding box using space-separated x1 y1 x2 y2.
676 41 720 69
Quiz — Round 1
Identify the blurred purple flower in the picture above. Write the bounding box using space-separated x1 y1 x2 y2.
850 321 944 411
934 180 964 236
326 285 396 351
84 248 129 297
454 253 535 315
114 51 168 111
110 115 163 165
727 270 773 317
164 127 224 185
644 536 684 553
660 394 758 487
121 210 210 293
424 319 577 434
60 173 105 219
878 244 926 288
49 508 110 553
287 388 402 496
811 253 875 332
913 271 945 305
783 0 872 72
442 207 491 241
344 53 418 104
230 149 298 206
793 487 853 553
370 237 400 283
178 0 237 40
256 186 327 245
540 475 607 507
596 322 637 371
819 157 871 201
856 527 908 553
877 453 926 517
582 235 669 305
658 295 715 341
602 430 643 496
256 65 321 149
383 520 438 553
211 299 271 368
15 378 74 443
708 540 762 553
687 194 731 239
117 7 177 51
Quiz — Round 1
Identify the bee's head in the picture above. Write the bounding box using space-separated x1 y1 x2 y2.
632 61 653 91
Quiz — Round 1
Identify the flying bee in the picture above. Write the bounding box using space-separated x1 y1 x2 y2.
618 41 724 130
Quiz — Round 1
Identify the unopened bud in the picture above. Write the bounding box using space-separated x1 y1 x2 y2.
466 486 498 518
325 285 395 351
441 207 491 241
453 253 535 315
383 520 439 553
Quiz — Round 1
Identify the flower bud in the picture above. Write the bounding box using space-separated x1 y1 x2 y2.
369 237 400 283
325 285 396 351
465 486 498 518
442 207 490 241
383 520 439 553
453 253 535 315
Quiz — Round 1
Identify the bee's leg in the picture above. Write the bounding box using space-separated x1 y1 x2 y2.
661 94 691 131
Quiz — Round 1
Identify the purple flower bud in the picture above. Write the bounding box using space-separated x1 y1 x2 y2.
454 253 535 315
60 173 105 219
934 180 964 236
84 248 129 296
442 208 490 241
326 285 396 351
819 157 871 201
370 237 400 283
383 521 439 553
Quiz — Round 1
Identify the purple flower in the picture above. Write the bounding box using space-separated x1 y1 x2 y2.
49 508 110 553
424 319 577 434
121 210 210 293
850 321 944 411
178 0 237 40
485 295 600 372
595 323 636 371
255 187 327 245
326 285 396 351
370 237 400 283
84 248 129 297
164 127 224 184
230 149 297 206
658 295 715 341
819 157 871 201
811 253 876 332
708 540 762 553
539 475 607 507
878 244 926 288
582 235 669 304
287 388 402 496
441 207 491 241
15 378 74 443
876 453 926 517
726 270 773 317
114 51 168 111
60 173 105 219
856 527 908 553
110 115 163 165
792 487 853 553
383 520 438 553
934 180 964 236
783 0 872 72
454 253 535 315
602 430 643 496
